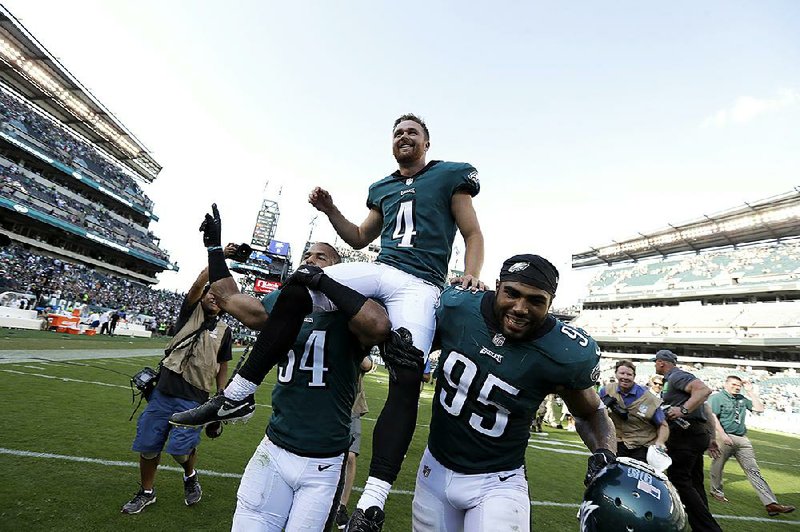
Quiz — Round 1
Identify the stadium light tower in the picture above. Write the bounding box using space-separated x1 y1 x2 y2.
250 181 281 251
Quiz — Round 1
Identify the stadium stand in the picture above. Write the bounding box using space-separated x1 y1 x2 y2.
0 89 153 213
573 241 800 362
584 241 800 300
0 14 173 286
1 242 180 334
1 159 167 260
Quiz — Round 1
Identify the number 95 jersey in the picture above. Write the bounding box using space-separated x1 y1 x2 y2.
428 287 601 474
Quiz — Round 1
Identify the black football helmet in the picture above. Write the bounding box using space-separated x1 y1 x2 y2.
579 457 689 532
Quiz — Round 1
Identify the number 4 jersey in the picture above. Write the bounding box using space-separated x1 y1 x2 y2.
429 287 601 474
367 160 479 287
261 290 365 456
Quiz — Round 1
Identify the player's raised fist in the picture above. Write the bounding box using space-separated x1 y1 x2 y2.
308 187 334 213
200 203 222 248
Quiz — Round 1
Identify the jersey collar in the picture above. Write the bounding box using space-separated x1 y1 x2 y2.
479 291 556 342
391 160 441 182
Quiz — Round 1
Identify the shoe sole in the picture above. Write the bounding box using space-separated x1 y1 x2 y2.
121 496 156 514
768 509 795 516
170 411 254 429
185 493 202 506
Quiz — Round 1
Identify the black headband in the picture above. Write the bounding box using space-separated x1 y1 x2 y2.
498 254 559 295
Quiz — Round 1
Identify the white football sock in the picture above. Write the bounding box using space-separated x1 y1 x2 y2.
224 374 257 400
356 477 392 511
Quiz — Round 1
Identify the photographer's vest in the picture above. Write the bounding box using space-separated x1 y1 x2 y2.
162 304 227 393
607 386 662 449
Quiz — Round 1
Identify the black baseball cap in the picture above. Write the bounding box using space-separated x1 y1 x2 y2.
652 349 678 364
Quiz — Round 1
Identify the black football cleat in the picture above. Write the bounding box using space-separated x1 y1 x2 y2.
346 506 385 532
169 394 255 427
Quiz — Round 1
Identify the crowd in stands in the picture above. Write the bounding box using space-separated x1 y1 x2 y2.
337 243 380 264
573 301 800 339
0 89 153 212
587 242 800 296
1 242 181 333
1 160 168 261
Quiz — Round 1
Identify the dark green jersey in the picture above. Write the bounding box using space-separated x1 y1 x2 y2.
367 160 479 286
428 287 601 474
261 290 364 456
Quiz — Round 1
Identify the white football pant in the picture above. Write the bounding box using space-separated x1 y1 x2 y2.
412 447 531 532
232 436 345 531
313 262 440 356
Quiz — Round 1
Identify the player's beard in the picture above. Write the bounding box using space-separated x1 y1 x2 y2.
393 142 424 166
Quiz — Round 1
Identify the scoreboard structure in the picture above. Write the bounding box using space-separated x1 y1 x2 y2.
230 196 291 297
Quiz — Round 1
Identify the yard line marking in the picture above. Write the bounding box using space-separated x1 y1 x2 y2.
760 460 800 468
0 369 129 389
526 438 586 450
0 447 796 524
528 444 591 456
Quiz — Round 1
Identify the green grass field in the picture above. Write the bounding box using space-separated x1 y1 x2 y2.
0 328 169 350
1 330 798 531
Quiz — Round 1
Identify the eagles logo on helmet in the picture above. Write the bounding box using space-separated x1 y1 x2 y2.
579 457 689 531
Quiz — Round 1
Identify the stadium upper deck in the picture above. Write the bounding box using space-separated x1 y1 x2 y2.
0 6 173 281
572 187 800 364
573 187 800 269
583 240 800 305
0 6 160 183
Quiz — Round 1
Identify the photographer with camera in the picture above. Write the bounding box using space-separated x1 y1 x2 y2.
121 246 235 515
599 360 669 463
653 349 722 532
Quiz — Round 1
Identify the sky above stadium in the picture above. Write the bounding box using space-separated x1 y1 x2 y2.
4 1 800 305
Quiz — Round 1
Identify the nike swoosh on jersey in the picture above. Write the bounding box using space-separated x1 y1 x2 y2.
498 474 516 482
217 403 249 416
318 464 334 471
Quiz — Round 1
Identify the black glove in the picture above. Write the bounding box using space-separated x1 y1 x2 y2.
585 448 616 486
205 421 223 439
200 203 222 248
286 264 325 289
380 327 424 382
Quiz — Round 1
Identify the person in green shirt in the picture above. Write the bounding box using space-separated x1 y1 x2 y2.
708 375 795 516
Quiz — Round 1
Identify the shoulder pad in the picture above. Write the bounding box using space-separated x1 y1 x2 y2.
537 319 600 364
440 285 478 307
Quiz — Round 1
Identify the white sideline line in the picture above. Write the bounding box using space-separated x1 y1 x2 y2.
527 438 586 450
0 448 796 524
1 369 129 389
0 447 242 478
761 460 800 468
528 444 591 456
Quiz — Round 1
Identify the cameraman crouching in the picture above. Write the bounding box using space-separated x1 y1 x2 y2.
121 250 234 514
599 359 669 462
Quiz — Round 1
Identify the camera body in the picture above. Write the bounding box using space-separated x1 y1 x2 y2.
601 394 629 420
231 243 253 262
131 366 159 401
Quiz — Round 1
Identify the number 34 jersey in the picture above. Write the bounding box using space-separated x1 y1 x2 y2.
367 160 479 287
261 290 364 457
428 287 601 474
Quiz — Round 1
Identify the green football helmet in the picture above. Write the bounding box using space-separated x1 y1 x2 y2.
579 457 689 531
